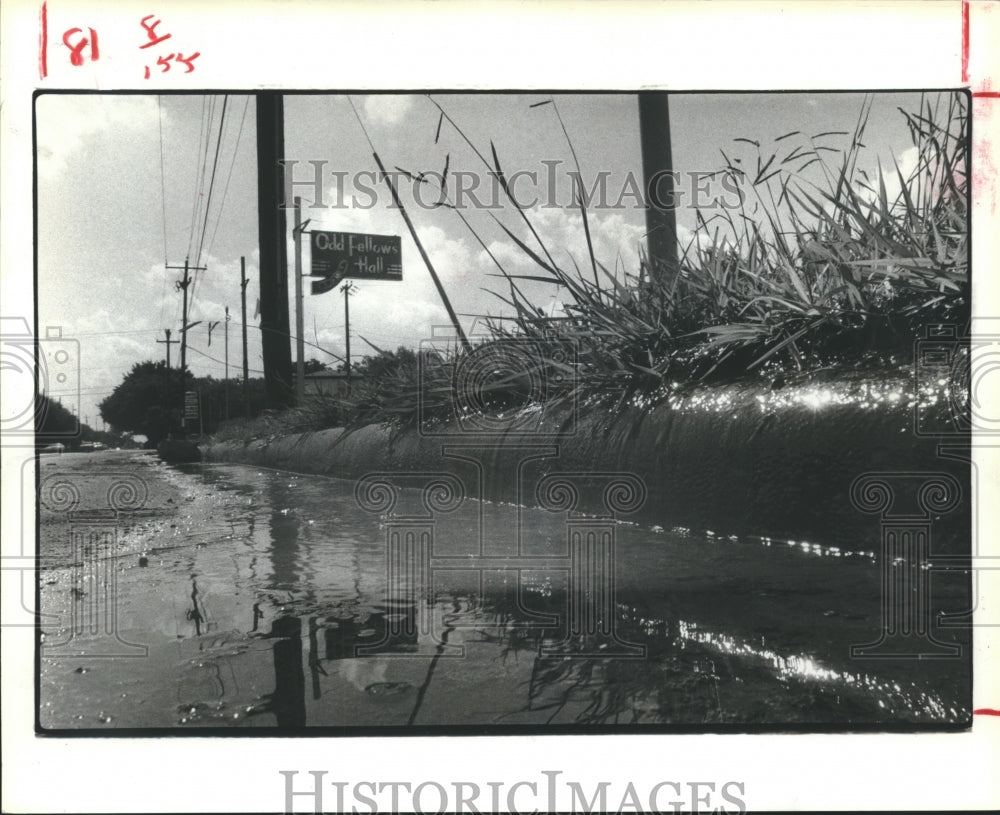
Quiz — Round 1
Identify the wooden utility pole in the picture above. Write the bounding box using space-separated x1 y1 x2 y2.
255 91 293 408
156 328 177 369
240 256 250 417
224 306 230 422
341 281 355 392
293 196 305 401
166 258 207 431
638 93 679 291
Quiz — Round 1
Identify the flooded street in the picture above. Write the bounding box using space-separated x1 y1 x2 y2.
37 449 971 730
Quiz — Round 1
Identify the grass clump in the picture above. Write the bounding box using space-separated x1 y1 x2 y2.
218 93 969 438
484 93 968 413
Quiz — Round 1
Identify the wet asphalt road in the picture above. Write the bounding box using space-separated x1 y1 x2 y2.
36 449 972 730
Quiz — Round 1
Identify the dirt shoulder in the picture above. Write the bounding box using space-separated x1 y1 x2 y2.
36 449 186 570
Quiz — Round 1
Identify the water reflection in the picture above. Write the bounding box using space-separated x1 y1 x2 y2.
250 602 264 633
43 461 969 729
186 576 205 636
221 580 969 727
261 615 306 728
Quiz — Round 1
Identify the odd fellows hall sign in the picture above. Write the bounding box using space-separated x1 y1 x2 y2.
309 231 403 294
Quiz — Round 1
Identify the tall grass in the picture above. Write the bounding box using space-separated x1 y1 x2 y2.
251 93 969 436
480 92 968 411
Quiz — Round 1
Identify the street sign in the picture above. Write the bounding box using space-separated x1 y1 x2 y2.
184 390 199 420
309 231 402 295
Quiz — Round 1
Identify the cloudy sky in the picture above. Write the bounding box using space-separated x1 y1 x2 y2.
35 91 932 428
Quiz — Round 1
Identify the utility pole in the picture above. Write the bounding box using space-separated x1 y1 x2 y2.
293 196 305 402
240 256 250 418
342 282 356 394
166 258 207 432
156 328 178 369
256 91 293 408
224 306 230 422
638 93 679 291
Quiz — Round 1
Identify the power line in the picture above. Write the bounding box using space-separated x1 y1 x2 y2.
186 96 210 263
189 95 230 317
157 95 169 326
187 344 264 375
205 95 250 261
63 329 162 338
186 95 216 311
346 95 377 153
194 94 228 268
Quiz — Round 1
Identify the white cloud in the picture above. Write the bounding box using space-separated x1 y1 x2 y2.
363 95 414 127
853 145 922 211
489 205 646 283
35 96 161 180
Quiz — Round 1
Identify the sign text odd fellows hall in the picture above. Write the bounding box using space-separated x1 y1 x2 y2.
310 230 402 294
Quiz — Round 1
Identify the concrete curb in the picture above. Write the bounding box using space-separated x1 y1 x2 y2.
203 371 969 552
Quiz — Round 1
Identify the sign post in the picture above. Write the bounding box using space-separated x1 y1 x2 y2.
184 390 200 437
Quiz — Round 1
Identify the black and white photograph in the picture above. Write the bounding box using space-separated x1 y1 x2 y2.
3 1 999 813
32 88 974 731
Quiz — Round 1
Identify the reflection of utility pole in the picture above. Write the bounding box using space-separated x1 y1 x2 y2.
156 328 177 369
166 258 207 431
341 282 356 392
240 256 250 418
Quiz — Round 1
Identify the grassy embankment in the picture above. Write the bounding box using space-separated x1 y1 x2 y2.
214 93 968 443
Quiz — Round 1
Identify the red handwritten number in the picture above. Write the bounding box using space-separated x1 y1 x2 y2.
62 27 99 66
173 52 199 73
139 14 172 48
140 14 198 79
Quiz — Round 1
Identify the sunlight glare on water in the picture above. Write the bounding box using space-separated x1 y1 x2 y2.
38 459 970 729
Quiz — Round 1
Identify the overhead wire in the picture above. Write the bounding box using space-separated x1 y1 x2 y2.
205 95 250 261
187 344 265 376
189 95 229 319
194 94 229 268
157 95 170 326
346 95 377 153
186 95 210 264
186 94 216 308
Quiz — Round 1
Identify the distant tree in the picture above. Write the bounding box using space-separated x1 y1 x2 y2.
303 358 328 374
99 361 184 445
35 394 81 447
353 346 418 380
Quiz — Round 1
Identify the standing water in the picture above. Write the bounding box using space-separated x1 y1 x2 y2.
38 453 971 730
